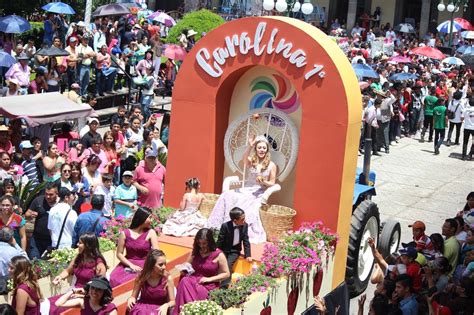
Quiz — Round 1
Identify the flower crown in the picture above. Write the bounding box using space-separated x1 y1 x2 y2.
254 135 269 145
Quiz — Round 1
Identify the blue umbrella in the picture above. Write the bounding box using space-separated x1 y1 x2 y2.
0 15 31 34
437 20 462 34
0 51 16 68
42 2 75 15
457 45 468 54
462 46 474 56
352 64 378 79
389 73 418 82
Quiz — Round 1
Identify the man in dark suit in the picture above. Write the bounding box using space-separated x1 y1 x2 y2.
217 207 252 288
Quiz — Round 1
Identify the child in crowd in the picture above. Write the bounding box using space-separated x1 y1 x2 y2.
433 98 448 155
94 174 115 218
407 220 433 254
216 207 252 289
162 178 206 237
113 171 137 218
111 105 127 125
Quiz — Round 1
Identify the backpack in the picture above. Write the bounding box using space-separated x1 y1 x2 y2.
447 101 460 120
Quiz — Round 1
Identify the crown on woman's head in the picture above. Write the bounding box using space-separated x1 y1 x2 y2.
254 135 269 144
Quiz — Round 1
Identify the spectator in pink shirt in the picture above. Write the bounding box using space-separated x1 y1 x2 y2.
5 55 30 95
0 126 13 155
133 148 165 208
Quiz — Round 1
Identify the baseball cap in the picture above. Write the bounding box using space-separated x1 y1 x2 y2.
145 149 157 158
123 171 133 177
0 227 14 242
399 246 418 259
70 37 77 43
408 221 426 231
86 277 110 291
19 140 34 150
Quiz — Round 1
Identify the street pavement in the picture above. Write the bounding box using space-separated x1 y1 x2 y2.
349 132 473 314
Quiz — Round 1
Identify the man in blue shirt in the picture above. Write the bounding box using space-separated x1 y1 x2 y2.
0 227 28 293
395 274 418 315
72 195 110 247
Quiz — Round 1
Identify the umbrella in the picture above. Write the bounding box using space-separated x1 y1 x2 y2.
437 20 462 33
352 64 378 79
93 4 130 17
388 55 412 63
163 44 187 61
454 18 474 30
463 46 474 56
42 2 75 15
35 46 70 57
389 73 418 82
394 23 415 33
0 52 16 68
0 15 31 34
151 12 176 27
411 46 445 60
457 45 468 53
461 31 474 39
359 81 370 90
461 54 474 68
116 0 140 8
441 56 465 66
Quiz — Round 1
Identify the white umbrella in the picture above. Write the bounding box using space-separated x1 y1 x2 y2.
395 23 415 33
461 30 474 39
441 56 465 66
437 20 462 33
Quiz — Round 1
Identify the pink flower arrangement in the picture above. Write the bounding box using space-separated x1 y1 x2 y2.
261 221 338 278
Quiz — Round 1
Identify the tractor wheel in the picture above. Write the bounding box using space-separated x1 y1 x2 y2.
345 200 380 298
378 219 401 259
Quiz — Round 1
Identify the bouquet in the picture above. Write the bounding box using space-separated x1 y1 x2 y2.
179 300 223 315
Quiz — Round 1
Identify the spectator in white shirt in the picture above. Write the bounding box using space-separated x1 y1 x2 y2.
93 24 107 52
461 99 474 160
47 188 78 249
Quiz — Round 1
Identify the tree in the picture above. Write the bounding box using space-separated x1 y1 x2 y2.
165 9 225 44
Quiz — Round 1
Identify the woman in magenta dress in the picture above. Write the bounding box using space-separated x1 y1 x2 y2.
48 233 108 314
10 256 42 315
55 276 117 315
127 249 175 314
109 207 159 287
173 228 230 315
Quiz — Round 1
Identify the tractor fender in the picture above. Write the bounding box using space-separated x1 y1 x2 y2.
353 183 376 205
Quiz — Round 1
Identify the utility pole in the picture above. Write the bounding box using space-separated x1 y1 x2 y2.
85 0 92 26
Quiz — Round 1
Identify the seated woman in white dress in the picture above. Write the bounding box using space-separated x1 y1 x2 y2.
162 178 207 237
207 135 277 244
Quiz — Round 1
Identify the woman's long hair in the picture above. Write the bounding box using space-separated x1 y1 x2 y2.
192 228 216 257
129 207 151 230
73 233 108 270
70 161 83 182
10 255 43 300
103 131 116 151
135 249 167 289
250 139 271 171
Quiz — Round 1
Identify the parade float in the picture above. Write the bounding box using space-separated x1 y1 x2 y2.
164 16 364 314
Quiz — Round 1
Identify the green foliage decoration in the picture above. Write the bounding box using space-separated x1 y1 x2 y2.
165 9 225 44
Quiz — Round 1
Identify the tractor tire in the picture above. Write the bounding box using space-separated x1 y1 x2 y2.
378 219 401 259
345 200 380 298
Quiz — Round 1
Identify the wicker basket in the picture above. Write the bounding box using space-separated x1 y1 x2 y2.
199 193 220 218
260 204 297 241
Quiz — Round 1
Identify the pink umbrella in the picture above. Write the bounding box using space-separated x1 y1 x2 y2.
388 55 412 63
163 44 187 61
411 46 445 60
454 18 474 30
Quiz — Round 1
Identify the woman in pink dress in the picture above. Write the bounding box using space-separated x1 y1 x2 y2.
48 233 108 314
10 256 42 315
127 249 175 314
207 135 277 243
55 276 117 315
173 228 230 315
109 207 159 287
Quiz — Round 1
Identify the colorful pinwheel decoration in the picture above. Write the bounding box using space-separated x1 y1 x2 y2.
249 74 300 114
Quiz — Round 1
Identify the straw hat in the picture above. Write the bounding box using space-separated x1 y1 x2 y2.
6 78 20 88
